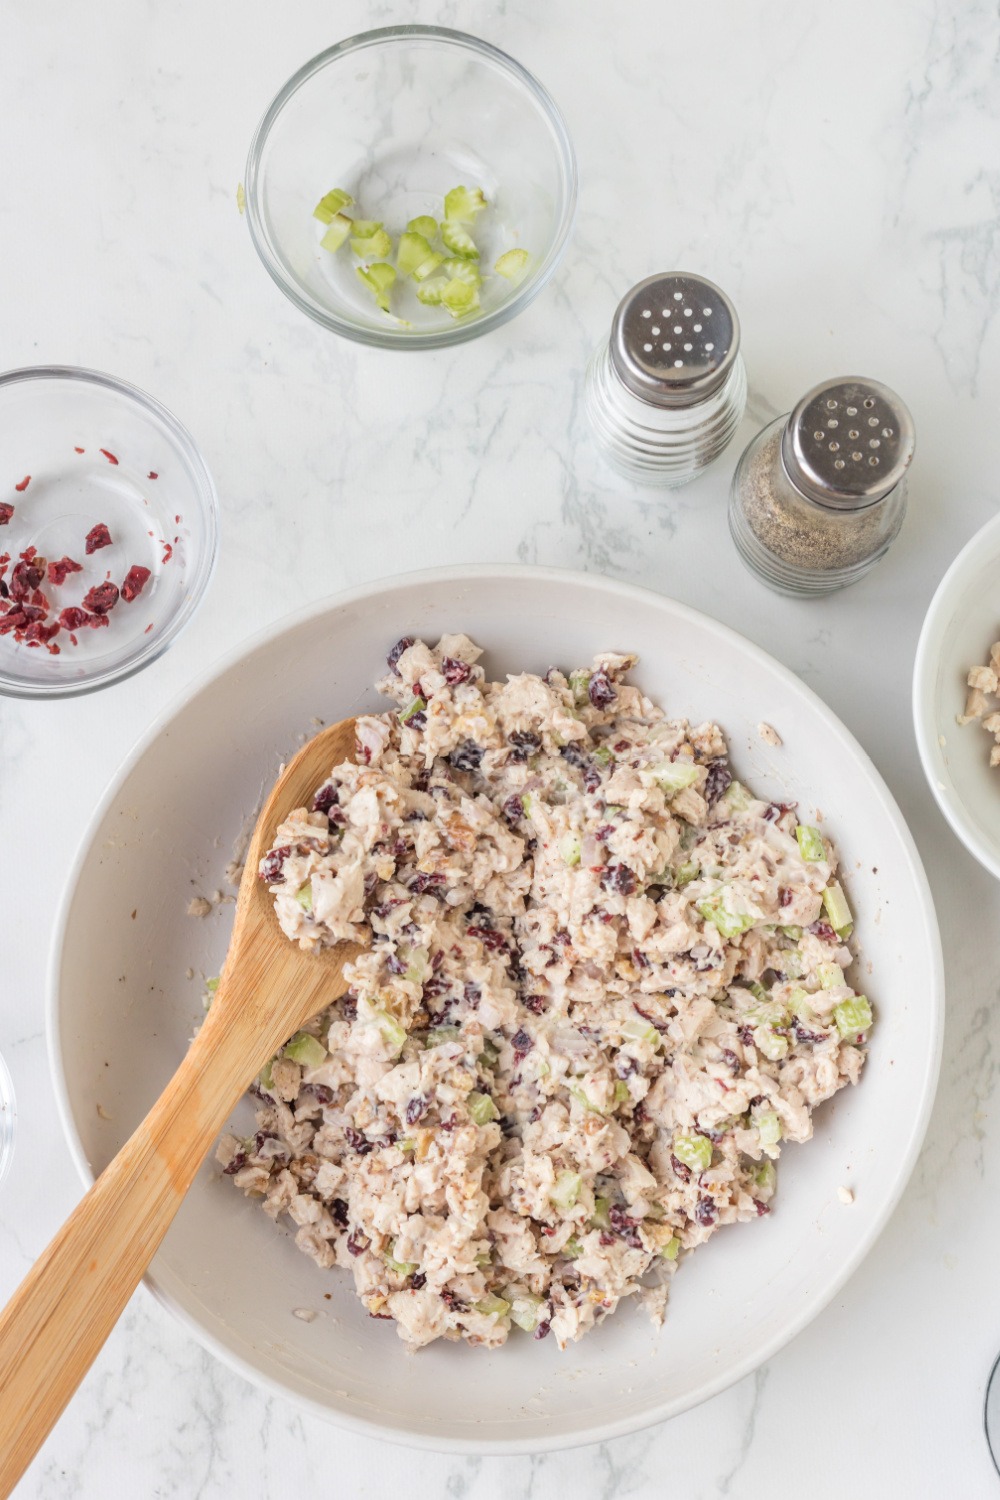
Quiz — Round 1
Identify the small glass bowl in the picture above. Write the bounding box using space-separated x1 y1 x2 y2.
0 1050 15 1192
244 26 577 349
0 367 219 698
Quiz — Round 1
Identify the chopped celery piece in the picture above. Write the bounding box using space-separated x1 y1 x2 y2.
754 1110 782 1155
755 1159 776 1192
399 695 427 723
356 262 396 312
788 987 817 1023
441 277 480 317
833 995 873 1038
259 1059 274 1092
295 882 313 913
723 780 754 812
569 1084 601 1114
320 217 353 252
495 248 529 280
350 218 381 237
313 188 353 223
440 221 480 259
779 924 803 941
509 1292 544 1331
673 1132 712 1172
371 1009 407 1058
592 1196 611 1230
568 670 591 707
441 258 482 287
661 1236 681 1261
675 860 700 886
559 832 582 866
613 1080 631 1105
407 214 439 241
385 1242 418 1276
284 1031 327 1068
550 1169 582 1209
653 761 700 794
622 1016 660 1047
400 1138 416 1153
563 1237 583 1258
795 824 826 862
697 892 754 940
236 182 246 215
752 1024 788 1061
468 1090 499 1125
592 746 614 766
351 226 393 260
425 1025 462 1048
475 1250 492 1268
818 962 845 989
416 277 448 306
823 881 853 935
478 1037 500 1068
521 792 534 816
397 230 443 281
444 185 487 223
205 976 220 993
474 1294 511 1319
745 980 769 1004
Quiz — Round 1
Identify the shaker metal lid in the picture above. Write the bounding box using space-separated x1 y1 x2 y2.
609 272 740 408
781 377 915 509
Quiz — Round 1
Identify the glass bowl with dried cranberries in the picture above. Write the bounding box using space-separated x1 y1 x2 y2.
0 366 218 697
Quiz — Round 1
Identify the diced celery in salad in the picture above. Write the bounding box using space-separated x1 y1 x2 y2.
284 1031 327 1068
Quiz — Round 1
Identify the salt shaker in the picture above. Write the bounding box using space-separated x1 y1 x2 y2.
585 272 747 487
728 377 915 596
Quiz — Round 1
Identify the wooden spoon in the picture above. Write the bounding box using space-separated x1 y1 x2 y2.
0 716 361 1497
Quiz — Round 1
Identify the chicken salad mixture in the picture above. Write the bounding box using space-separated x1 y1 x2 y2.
958 636 1000 768
216 634 873 1350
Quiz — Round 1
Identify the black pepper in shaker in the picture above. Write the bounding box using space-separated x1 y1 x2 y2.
728 377 915 595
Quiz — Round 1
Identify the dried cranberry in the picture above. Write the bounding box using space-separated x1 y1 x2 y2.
510 1028 533 1056
385 953 407 975
609 1205 643 1249
763 801 796 823
533 1319 552 1341
410 1272 427 1289
0 503 13 526
671 1154 692 1183
85 523 113 555
703 762 733 805
311 783 338 815
467 925 508 952
82 581 119 614
522 993 548 1014
409 871 444 895
632 948 650 970
588 669 616 709
422 975 449 1002
222 1152 247 1176
694 1197 716 1226
343 1126 374 1155
449 739 483 772
809 920 837 942
583 766 602 794
120 564 151 602
405 1095 429 1125
507 729 541 762
23 620 60 644
340 992 359 1021
721 1047 740 1074
386 635 415 675
99 449 118 465
602 863 636 896
330 1198 349 1228
87 612 109 629
559 742 587 769
259 845 290 883
599 1231 616 1247
778 887 793 908
754 1200 770 1217
501 794 524 825
14 475 30 492
346 1230 367 1257
46 556 83 586
463 981 482 1008
441 656 471 685
0 610 27 635
309 1084 335 1105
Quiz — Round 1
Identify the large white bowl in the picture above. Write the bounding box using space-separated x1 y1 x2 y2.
50 565 943 1453
914 509 1000 880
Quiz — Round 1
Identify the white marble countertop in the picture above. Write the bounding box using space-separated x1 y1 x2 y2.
3 0 1000 1493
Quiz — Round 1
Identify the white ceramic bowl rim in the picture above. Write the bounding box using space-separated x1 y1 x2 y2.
48 564 944 1453
0 364 220 699
244 26 579 350
913 508 1000 879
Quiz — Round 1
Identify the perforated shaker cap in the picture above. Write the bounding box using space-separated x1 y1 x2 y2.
781 377 915 510
609 272 740 408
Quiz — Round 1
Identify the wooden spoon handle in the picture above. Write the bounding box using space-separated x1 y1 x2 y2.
0 1000 256 1498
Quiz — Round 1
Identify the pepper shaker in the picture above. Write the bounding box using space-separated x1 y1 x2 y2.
728 377 915 596
585 272 747 487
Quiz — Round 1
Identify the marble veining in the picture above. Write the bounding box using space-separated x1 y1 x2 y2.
2 0 1000 1494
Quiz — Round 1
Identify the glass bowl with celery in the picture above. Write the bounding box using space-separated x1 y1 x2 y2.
244 27 577 349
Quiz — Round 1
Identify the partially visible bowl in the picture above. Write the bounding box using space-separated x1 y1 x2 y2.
244 27 577 348
914 508 1000 879
50 566 943 1453
0 1051 14 1194
0 367 218 698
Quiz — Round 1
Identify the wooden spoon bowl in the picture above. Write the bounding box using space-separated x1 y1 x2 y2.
0 716 360 1497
